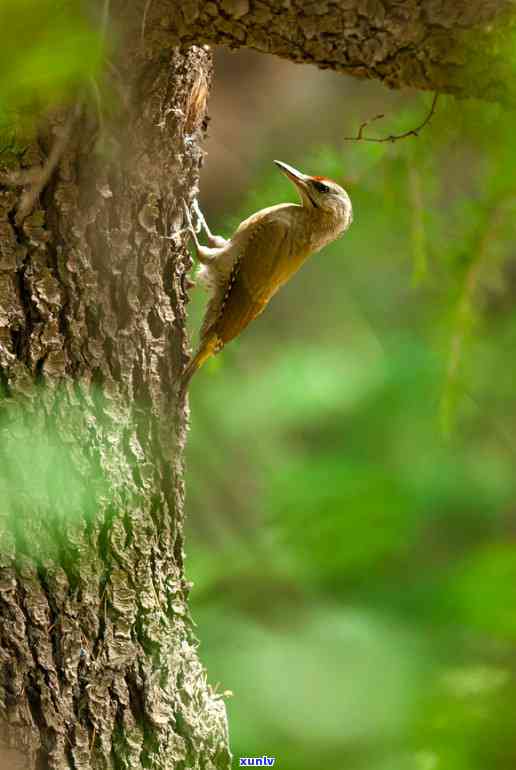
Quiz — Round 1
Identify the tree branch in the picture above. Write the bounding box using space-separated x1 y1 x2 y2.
151 0 516 104
343 93 439 143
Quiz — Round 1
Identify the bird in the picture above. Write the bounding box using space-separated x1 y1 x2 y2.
181 159 353 390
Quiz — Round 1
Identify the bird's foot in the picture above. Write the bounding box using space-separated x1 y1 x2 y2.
184 275 196 290
182 199 225 264
191 198 207 235
192 198 228 249
182 199 198 236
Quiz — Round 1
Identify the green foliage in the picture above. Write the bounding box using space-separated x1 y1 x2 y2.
0 0 102 108
0 386 109 568
451 545 516 640
0 0 102 155
186 93 516 769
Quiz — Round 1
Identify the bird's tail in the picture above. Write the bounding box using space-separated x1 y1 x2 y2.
180 336 219 396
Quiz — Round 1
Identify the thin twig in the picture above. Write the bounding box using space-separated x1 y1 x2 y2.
0 0 110 211
344 93 439 143
14 102 81 224
88 0 109 133
89 76 104 135
141 0 154 50
101 0 110 42
347 113 386 141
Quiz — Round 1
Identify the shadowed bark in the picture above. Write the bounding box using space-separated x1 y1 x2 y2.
154 0 516 103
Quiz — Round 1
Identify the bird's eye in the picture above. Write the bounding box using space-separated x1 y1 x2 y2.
313 180 330 194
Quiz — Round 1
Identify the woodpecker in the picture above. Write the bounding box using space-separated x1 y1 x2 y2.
182 160 353 388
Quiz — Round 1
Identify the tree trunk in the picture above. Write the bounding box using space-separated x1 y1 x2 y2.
0 30 230 770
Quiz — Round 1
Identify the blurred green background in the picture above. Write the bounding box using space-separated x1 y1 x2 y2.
186 50 516 770
0 0 101 160
2 4 516 767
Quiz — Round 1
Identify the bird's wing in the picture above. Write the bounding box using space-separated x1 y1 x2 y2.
206 217 290 347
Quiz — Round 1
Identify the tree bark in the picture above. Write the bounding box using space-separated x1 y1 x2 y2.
160 0 516 103
0 24 230 770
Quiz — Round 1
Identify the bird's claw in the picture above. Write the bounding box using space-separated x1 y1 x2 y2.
184 276 196 290
183 198 204 235
182 199 195 235
191 198 208 234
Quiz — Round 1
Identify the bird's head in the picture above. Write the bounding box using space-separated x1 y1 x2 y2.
274 159 353 231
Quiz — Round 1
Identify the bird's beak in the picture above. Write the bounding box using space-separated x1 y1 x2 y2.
274 159 310 188
274 159 315 206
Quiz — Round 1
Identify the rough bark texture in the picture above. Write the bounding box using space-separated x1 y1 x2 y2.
155 0 516 103
0 19 230 770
